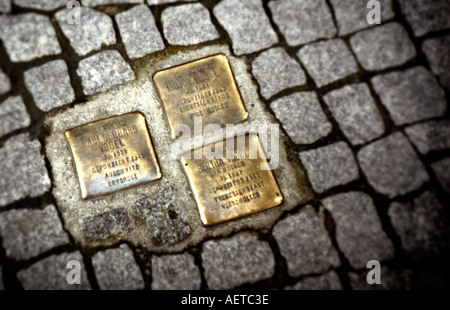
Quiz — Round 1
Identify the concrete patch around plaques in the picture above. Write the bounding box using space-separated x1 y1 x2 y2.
45 44 312 252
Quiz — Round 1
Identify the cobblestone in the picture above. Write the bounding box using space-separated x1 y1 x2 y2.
0 205 69 260
24 60 75 112
151 254 201 290
350 23 416 71
273 205 340 277
323 83 385 145
299 142 359 193
148 0 194 4
202 233 275 290
0 0 10 14
17 251 91 290
405 121 450 154
214 0 278 55
0 96 30 138
389 191 449 260
92 244 144 290
0 134 51 207
322 191 395 269
298 39 358 87
357 132 428 198
13 0 66 10
285 271 342 290
55 7 116 57
269 0 336 46
431 158 450 193
82 208 135 241
348 267 413 290
422 35 450 90
83 0 143 6
371 67 446 126
329 0 394 35
162 3 219 46
251 47 306 99
270 92 332 145
0 69 10 95
0 13 61 62
135 187 191 246
398 0 450 37
115 5 164 59
76 50 135 95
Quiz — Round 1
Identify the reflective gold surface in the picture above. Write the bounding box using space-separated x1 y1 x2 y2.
153 54 248 140
181 134 283 226
65 112 161 199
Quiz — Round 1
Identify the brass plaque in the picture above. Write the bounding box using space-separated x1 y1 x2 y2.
153 54 248 140
181 134 283 226
65 112 161 199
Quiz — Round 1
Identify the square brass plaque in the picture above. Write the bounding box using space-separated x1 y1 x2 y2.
65 112 161 199
181 134 283 226
153 54 248 140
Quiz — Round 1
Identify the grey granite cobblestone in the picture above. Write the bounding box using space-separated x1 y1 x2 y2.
422 35 450 90
285 271 342 290
82 208 135 241
214 0 278 55
431 158 450 193
83 0 143 6
0 205 69 260
0 69 10 95
0 0 10 14
0 13 61 62
92 244 144 290
273 205 340 277
0 96 30 138
270 92 332 145
116 5 164 59
151 254 201 290
13 0 66 10
405 121 450 154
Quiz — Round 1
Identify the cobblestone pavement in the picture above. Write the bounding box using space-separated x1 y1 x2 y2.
0 0 449 290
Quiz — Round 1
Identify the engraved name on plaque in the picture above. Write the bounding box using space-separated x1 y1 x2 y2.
65 112 161 199
181 134 283 226
153 54 248 140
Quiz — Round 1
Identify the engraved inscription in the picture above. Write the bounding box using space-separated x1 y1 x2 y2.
153 54 248 139
181 134 283 226
65 112 161 199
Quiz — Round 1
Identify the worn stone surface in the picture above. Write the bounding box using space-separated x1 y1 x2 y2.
92 244 144 290
324 84 385 145
214 0 278 55
148 0 193 4
55 8 116 57
350 22 416 71
82 0 143 7
151 254 201 290
405 121 450 154
389 191 449 260
431 157 450 193
77 50 135 95
162 3 219 46
202 233 275 290
116 5 164 59
399 0 450 37
13 0 66 10
271 92 332 145
330 0 394 35
298 39 358 87
24 60 75 112
422 35 450 90
285 271 342 290
0 134 51 207
0 13 61 63
0 69 11 95
349 267 413 290
0 0 11 14
371 67 446 126
0 205 68 260
252 47 306 99
299 142 359 193
135 187 191 246
269 0 336 46
0 96 30 138
358 132 428 198
17 252 91 290
82 208 135 242
322 192 395 269
273 205 340 277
